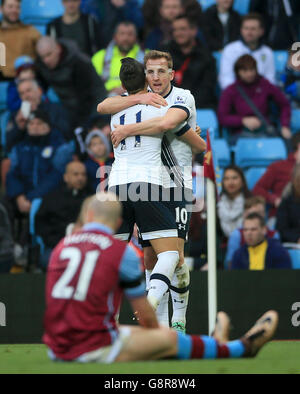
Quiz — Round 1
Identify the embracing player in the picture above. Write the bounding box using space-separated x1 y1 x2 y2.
98 51 204 332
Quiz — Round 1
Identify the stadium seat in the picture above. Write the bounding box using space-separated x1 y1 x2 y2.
46 87 60 103
287 249 300 269
197 108 219 139
274 51 288 74
235 138 287 169
233 0 250 15
0 110 10 154
0 81 9 112
29 198 44 254
245 167 267 190
213 139 231 168
291 108 300 134
213 51 222 74
198 0 215 11
21 0 64 25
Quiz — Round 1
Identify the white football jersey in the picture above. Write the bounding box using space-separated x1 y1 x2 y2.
161 86 197 190
108 103 185 187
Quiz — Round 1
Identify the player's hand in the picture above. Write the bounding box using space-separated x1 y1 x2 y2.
111 124 129 148
195 125 201 135
137 92 167 108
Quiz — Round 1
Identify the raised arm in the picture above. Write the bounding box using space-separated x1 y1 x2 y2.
111 107 188 147
97 92 167 115
179 128 207 154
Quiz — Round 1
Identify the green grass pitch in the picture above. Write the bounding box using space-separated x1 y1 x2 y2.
0 341 299 374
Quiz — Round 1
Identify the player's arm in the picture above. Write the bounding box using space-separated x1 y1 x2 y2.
97 92 167 115
178 128 207 154
111 107 188 147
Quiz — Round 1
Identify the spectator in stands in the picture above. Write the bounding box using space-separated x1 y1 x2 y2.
92 21 144 96
73 115 112 161
84 130 114 192
231 212 291 270
201 0 241 52
276 163 300 244
143 0 202 50
0 0 41 81
249 0 300 50
218 54 291 144
6 79 71 154
217 165 252 238
46 0 104 57
253 132 300 219
280 46 300 107
35 36 107 129
161 14 217 109
225 196 280 269
0 201 14 273
6 110 65 216
219 13 276 90
7 55 36 112
93 0 144 46
35 161 92 270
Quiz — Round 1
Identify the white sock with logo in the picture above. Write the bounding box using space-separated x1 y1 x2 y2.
147 251 179 310
170 263 190 326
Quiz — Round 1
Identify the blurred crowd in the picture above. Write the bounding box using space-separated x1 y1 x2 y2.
0 0 300 273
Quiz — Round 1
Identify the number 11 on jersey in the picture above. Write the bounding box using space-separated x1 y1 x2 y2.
120 111 142 150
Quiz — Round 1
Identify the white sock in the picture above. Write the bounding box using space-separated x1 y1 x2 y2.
145 269 152 292
147 250 179 310
156 291 170 327
170 263 190 326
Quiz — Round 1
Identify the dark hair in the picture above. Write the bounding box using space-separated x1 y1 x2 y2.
234 54 257 78
173 13 197 28
241 12 264 29
291 132 300 152
222 165 252 198
119 57 146 94
244 212 265 227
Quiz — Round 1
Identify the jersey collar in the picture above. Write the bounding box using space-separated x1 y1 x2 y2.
83 222 114 235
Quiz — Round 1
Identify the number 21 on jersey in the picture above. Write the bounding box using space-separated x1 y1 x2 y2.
52 247 99 302
120 111 142 150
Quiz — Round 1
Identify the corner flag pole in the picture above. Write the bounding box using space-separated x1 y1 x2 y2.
204 129 217 335
207 177 217 335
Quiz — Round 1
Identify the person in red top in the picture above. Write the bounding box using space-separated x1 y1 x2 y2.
253 132 300 218
43 192 278 363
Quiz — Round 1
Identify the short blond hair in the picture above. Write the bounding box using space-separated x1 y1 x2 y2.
144 50 173 69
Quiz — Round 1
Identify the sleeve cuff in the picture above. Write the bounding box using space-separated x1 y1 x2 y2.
170 105 190 119
175 123 191 137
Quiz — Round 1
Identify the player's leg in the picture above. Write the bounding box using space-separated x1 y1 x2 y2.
144 245 170 327
135 187 181 311
147 237 180 310
170 238 190 333
169 191 192 333
116 310 278 362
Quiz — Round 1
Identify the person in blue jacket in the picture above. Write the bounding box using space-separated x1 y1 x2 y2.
6 109 65 218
